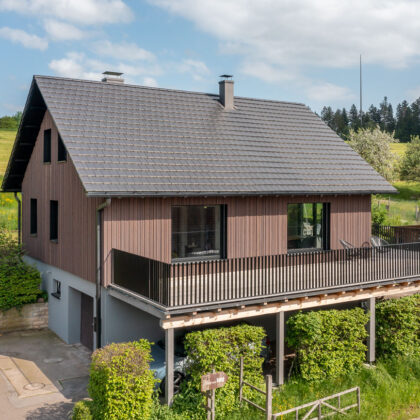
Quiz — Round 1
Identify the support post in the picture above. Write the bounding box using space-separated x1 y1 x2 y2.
276 311 285 386
165 328 174 405
266 375 272 420
367 297 375 363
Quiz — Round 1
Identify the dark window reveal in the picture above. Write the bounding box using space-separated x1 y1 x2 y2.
57 134 67 161
171 205 226 261
287 203 330 251
50 200 58 241
30 198 37 235
51 279 61 299
43 129 51 163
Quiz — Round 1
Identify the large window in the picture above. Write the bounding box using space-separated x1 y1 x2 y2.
287 203 330 251
43 129 51 163
30 198 37 235
171 205 226 261
50 200 58 241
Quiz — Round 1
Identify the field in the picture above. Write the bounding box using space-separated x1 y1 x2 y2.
0 129 18 231
390 142 408 158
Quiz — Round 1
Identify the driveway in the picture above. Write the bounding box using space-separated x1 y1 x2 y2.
0 329 91 420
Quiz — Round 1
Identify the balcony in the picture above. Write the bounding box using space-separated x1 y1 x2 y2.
110 226 420 312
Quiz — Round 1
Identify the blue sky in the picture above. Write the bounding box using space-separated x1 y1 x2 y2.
2 0 420 117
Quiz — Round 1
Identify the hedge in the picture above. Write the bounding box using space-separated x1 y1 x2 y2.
376 295 420 358
72 400 93 420
0 230 41 311
88 340 156 420
172 324 266 419
287 308 369 381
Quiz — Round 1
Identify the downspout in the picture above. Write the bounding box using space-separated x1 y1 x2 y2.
96 198 111 349
13 193 21 245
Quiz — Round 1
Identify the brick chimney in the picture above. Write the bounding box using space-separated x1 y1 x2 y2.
219 75 234 110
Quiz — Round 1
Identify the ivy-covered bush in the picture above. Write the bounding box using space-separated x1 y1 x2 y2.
72 400 93 420
172 324 266 419
376 295 420 358
89 340 156 420
287 308 369 381
0 229 41 311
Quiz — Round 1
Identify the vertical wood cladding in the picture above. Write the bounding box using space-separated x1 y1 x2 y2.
102 195 371 286
21 110 101 283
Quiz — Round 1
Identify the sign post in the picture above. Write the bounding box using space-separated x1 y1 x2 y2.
201 370 228 420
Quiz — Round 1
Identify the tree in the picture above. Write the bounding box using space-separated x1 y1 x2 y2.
395 100 413 142
321 106 334 127
348 127 397 181
400 135 420 181
349 104 361 131
379 97 395 132
368 105 381 126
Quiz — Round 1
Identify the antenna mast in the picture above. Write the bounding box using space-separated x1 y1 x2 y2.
360 54 363 127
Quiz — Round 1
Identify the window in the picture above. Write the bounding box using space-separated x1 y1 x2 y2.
57 134 67 161
51 279 61 299
171 205 226 261
50 200 58 241
30 198 37 235
287 203 330 251
43 129 51 163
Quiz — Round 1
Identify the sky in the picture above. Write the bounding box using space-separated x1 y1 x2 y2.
2 0 420 117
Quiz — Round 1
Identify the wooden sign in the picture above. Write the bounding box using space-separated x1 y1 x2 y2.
201 372 228 392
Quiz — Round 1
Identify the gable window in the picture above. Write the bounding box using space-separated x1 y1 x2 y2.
51 279 61 299
171 205 226 261
30 198 37 235
50 200 58 241
57 134 67 162
287 203 330 251
43 129 51 163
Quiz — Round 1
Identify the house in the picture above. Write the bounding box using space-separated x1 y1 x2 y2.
3 74 419 404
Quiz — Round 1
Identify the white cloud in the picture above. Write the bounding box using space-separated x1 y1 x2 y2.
143 77 158 87
48 52 162 84
177 58 210 81
44 20 86 41
305 82 356 103
93 40 155 62
0 26 47 50
150 0 420 84
0 0 132 25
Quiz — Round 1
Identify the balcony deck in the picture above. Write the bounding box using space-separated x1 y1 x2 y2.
111 240 420 313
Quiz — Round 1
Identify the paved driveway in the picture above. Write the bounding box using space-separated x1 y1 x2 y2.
0 329 91 420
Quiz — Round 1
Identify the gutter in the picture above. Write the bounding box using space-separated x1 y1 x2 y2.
95 198 111 349
13 193 21 245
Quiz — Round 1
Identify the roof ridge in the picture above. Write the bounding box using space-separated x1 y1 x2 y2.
33 75 306 107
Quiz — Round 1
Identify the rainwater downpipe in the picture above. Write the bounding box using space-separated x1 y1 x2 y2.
96 198 111 349
13 193 21 245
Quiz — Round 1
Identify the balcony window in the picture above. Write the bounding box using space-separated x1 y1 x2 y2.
287 203 330 251
171 205 226 261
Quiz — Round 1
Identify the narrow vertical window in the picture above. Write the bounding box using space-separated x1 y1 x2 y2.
57 134 67 162
43 129 51 163
50 200 58 241
30 198 37 235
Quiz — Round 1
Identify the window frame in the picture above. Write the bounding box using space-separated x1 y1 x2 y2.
287 202 330 253
57 134 67 162
43 129 51 164
51 279 61 299
171 204 227 263
50 200 58 242
30 198 37 236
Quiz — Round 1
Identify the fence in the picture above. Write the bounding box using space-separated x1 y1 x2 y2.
239 358 360 420
372 224 420 244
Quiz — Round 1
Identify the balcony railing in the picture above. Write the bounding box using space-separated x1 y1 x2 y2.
112 240 420 309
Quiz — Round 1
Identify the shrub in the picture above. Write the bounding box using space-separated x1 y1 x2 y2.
400 136 420 181
376 295 420 358
172 324 266 419
89 340 156 420
72 400 93 420
0 229 41 311
287 308 369 381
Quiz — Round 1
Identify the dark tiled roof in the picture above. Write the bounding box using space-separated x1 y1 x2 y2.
3 75 395 195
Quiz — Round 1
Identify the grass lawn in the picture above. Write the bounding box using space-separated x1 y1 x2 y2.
0 129 18 231
228 356 420 420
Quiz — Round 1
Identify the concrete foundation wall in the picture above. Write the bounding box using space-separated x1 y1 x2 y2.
24 256 96 347
0 303 48 332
